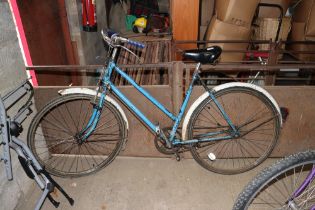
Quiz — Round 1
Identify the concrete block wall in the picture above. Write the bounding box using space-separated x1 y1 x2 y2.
0 2 34 209
65 0 108 85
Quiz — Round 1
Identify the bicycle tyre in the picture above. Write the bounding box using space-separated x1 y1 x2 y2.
233 150 315 210
27 93 127 177
187 86 281 174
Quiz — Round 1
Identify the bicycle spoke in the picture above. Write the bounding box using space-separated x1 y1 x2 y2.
189 87 280 174
29 94 126 177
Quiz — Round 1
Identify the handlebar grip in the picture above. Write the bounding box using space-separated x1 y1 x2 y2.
106 29 118 39
127 40 145 49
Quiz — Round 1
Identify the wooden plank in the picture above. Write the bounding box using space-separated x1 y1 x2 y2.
152 42 160 85
135 42 147 84
34 85 315 158
172 62 184 114
120 43 130 86
143 42 153 85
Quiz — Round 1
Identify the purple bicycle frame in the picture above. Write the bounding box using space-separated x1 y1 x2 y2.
291 165 315 209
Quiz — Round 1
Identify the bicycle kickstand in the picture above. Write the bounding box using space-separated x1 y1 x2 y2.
34 171 74 210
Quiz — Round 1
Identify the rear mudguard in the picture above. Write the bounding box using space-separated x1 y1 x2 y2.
58 88 129 132
181 82 282 140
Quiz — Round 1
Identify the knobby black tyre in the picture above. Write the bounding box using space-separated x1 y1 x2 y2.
233 150 315 210
27 94 127 177
187 87 281 174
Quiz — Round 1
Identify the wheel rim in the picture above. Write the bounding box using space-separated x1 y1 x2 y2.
29 95 125 177
189 88 280 174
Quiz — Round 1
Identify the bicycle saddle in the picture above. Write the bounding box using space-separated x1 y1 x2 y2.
183 46 222 64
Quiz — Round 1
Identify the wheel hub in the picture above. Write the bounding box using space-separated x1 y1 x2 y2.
74 133 84 144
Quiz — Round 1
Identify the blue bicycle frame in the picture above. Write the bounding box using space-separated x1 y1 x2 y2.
80 59 238 146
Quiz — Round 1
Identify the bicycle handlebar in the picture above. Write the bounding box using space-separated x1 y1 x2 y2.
101 29 145 49
127 40 145 49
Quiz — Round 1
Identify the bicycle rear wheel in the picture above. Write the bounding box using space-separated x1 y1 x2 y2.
187 86 281 174
28 94 127 177
233 150 315 210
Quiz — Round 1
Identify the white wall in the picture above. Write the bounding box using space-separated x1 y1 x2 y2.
0 2 34 209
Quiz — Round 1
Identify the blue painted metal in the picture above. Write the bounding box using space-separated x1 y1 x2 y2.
114 65 176 121
82 89 107 140
173 135 233 145
194 130 228 139
207 91 238 134
80 59 239 147
169 70 199 142
81 62 114 140
109 81 158 133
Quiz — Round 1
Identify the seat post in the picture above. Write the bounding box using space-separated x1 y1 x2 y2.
194 62 201 74
190 62 202 85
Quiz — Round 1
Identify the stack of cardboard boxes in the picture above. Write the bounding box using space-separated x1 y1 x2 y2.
289 0 315 61
205 0 260 62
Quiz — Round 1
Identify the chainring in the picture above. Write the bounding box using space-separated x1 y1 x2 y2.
154 127 187 155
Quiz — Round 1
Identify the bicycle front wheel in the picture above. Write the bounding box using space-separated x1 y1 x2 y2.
187 86 281 174
28 93 127 177
233 150 315 210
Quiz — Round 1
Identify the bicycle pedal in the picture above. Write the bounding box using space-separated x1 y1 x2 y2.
174 153 181 161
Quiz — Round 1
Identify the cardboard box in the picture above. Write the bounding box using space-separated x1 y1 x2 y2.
205 17 251 62
216 0 260 27
259 0 292 18
288 22 315 61
200 0 214 26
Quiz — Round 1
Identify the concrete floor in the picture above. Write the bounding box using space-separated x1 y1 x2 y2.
16 157 277 210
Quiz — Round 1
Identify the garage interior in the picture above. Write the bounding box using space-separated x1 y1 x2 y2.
1 0 315 209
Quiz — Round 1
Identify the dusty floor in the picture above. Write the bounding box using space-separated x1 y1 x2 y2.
16 157 277 210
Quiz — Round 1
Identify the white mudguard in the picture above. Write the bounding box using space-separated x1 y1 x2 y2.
58 88 129 131
181 82 282 140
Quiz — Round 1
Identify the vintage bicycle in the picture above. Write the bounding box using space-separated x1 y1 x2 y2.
27 30 282 177
233 150 315 210
0 80 73 210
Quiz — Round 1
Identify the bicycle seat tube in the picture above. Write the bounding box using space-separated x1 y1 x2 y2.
197 70 239 136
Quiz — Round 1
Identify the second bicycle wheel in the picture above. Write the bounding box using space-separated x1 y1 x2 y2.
28 93 127 177
187 86 281 174
233 150 315 210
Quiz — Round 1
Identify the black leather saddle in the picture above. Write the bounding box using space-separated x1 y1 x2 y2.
183 46 222 64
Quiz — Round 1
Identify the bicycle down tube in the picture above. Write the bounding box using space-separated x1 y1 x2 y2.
82 61 237 145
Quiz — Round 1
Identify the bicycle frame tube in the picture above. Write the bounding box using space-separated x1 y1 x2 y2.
199 79 238 135
82 60 236 144
107 62 177 133
169 65 199 141
113 64 176 121
292 165 315 199
81 63 114 140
